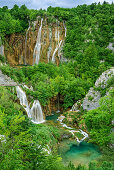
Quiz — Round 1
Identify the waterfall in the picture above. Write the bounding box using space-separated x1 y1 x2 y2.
16 86 45 124
31 100 45 124
0 37 4 56
52 40 62 63
47 27 52 63
25 23 30 65
63 21 67 37
16 86 31 117
57 115 88 143
55 19 58 40
58 21 60 44
33 18 43 65
52 20 63 63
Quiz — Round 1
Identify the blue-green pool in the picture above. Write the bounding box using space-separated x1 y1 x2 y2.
58 141 101 167
46 113 60 122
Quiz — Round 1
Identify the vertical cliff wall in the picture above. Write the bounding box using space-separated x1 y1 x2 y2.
4 17 66 66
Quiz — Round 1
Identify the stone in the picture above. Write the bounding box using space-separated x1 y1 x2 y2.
95 68 114 89
0 70 17 86
82 88 101 111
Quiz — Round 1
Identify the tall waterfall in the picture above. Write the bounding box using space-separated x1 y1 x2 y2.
25 23 30 65
33 18 43 64
52 20 63 63
63 21 67 37
47 27 52 63
16 86 45 124
52 40 62 63
55 19 58 40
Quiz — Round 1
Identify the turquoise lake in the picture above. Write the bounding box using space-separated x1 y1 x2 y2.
58 141 101 167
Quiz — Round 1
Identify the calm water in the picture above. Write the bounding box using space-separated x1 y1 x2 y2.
59 141 101 167
46 113 60 122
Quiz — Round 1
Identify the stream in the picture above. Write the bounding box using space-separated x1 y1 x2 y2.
46 113 101 167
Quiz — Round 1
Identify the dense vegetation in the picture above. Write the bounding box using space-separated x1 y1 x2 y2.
0 87 113 169
0 1 114 170
1 61 111 110
0 5 46 39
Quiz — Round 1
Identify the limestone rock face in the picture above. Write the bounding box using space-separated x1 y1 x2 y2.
71 68 114 111
4 17 66 66
0 70 17 86
71 100 81 112
82 88 101 111
95 68 114 88
82 68 114 111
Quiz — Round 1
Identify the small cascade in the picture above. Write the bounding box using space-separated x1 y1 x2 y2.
33 18 43 64
57 115 88 143
25 23 30 65
47 27 52 62
16 86 45 124
31 100 45 124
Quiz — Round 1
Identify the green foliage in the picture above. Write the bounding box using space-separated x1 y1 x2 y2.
0 62 92 109
85 89 114 146
0 87 66 169
0 5 46 38
0 55 6 63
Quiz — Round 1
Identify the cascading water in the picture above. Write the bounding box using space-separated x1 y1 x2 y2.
63 21 67 37
58 21 60 44
52 40 63 63
52 20 63 63
55 19 58 40
16 86 45 124
25 23 30 65
57 115 88 143
16 86 31 117
33 18 43 65
0 37 4 56
31 100 45 124
47 27 52 63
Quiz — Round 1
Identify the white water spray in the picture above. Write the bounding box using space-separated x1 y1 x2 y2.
57 115 88 143
31 100 45 124
47 27 52 62
63 21 67 37
52 40 62 63
25 23 30 65
33 18 43 64
16 86 45 124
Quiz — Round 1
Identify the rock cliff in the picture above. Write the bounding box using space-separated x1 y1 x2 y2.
4 17 66 66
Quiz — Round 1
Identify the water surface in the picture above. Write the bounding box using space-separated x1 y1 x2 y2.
59 141 101 167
